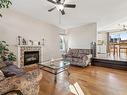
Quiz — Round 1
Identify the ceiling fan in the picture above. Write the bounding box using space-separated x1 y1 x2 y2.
47 0 76 15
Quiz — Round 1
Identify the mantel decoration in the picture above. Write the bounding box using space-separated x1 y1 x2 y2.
0 0 12 17
17 36 45 46
0 41 16 62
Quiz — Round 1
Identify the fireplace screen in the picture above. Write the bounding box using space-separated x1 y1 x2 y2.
24 51 39 65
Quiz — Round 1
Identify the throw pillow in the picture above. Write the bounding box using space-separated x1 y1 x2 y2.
4 61 13 66
1 64 25 77
0 70 5 81
78 54 86 58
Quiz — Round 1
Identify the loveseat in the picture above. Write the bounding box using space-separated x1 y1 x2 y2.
0 61 42 95
63 49 92 67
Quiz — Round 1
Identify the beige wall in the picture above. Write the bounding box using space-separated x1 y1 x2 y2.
67 23 97 49
0 10 65 61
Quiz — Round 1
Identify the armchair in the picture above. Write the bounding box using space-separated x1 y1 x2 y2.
0 63 42 95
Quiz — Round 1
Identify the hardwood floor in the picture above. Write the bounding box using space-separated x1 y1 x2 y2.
38 66 127 95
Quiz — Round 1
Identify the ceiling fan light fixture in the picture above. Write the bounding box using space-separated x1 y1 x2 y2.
56 4 64 11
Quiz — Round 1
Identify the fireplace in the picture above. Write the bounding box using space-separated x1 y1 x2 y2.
24 51 39 66
17 46 41 68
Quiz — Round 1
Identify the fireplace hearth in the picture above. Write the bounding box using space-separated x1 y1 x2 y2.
24 51 39 65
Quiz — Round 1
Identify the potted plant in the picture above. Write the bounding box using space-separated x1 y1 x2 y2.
0 0 12 17
0 41 16 62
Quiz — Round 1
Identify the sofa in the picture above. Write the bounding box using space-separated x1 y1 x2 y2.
0 61 42 95
63 49 92 67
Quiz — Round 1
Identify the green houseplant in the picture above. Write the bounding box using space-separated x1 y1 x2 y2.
0 41 16 62
0 0 12 17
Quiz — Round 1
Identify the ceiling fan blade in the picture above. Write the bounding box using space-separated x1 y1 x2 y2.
48 7 56 12
61 10 65 15
64 4 76 8
47 0 56 4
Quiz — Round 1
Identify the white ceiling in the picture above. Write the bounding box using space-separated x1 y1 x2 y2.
11 0 127 30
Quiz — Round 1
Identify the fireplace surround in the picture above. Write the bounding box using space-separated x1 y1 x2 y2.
17 45 42 68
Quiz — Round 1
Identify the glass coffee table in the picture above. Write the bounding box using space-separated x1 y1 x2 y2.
38 60 70 83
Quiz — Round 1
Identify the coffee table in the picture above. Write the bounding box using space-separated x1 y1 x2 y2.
38 60 70 83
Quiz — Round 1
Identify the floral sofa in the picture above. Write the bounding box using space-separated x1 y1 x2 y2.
63 49 92 67
0 61 42 95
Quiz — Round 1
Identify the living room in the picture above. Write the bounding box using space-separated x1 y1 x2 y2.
0 0 127 95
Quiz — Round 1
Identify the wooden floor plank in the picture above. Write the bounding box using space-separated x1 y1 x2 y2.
38 66 127 95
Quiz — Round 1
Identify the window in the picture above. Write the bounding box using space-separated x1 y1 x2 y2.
59 35 66 52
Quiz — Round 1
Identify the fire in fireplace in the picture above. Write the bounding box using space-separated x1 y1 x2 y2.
24 51 39 65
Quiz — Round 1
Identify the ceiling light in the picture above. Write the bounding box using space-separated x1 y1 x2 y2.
56 4 64 11
52 0 56 2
